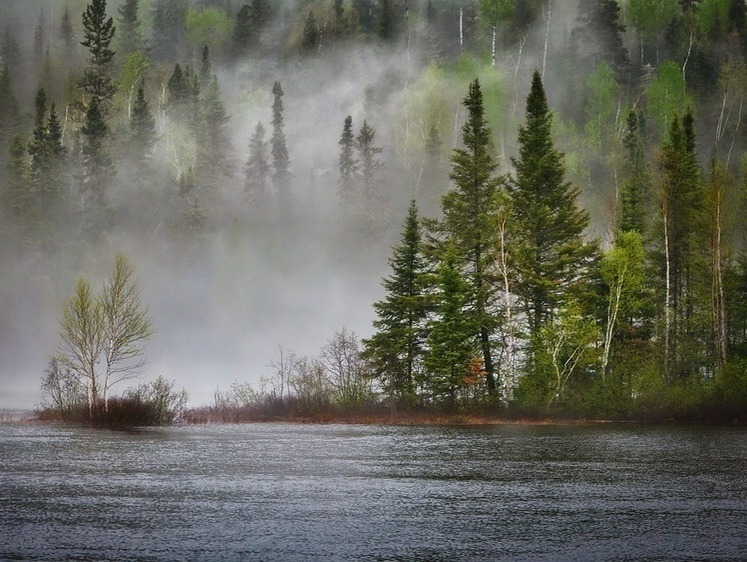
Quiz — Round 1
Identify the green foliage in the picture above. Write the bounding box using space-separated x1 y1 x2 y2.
186 7 232 52
510 71 593 336
585 61 619 155
423 245 476 404
80 0 117 104
363 201 429 407
646 61 693 136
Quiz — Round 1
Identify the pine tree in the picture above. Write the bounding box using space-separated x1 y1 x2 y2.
440 78 501 397
3 135 30 224
233 4 254 56
379 0 396 41
271 81 290 195
197 74 229 184
510 71 593 338
129 84 156 169
338 115 358 208
60 6 75 55
151 0 187 61
117 0 145 56
363 200 429 407
199 45 212 87
657 109 707 379
81 96 113 230
356 120 383 201
245 121 270 206
619 110 650 234
80 0 116 106
301 11 320 54
573 0 629 84
423 244 475 405
0 63 19 152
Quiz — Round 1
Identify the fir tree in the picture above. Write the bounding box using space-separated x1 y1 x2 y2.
151 0 187 61
81 96 113 230
510 71 593 337
271 81 290 194
356 120 383 200
117 0 145 56
0 63 19 151
423 244 475 405
3 135 30 224
129 84 156 167
60 6 75 54
196 74 229 183
199 45 212 87
363 200 429 407
301 11 320 55
619 110 650 234
80 0 117 106
440 78 501 396
338 115 358 208
657 110 707 379
245 121 270 206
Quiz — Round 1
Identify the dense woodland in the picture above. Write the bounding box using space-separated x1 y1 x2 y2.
3 0 747 423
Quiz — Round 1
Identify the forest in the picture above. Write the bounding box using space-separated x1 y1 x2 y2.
2 0 747 423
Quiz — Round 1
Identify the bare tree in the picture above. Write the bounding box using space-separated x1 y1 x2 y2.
321 328 373 406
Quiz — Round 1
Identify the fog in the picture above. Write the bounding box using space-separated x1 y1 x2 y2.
0 0 595 409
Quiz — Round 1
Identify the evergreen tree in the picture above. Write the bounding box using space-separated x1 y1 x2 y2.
657 110 707 379
423 244 475 405
200 45 212 87
151 0 187 61
619 110 650 234
166 64 191 120
245 121 270 206
60 6 75 55
196 74 229 183
440 78 501 397
573 0 629 84
301 11 320 55
3 135 30 224
0 63 19 153
129 84 156 169
510 71 593 338
1 28 21 75
363 200 429 407
117 0 145 56
356 120 383 201
233 4 253 56
379 0 396 41
28 88 49 175
81 96 114 230
271 81 290 195
338 115 358 208
80 0 117 106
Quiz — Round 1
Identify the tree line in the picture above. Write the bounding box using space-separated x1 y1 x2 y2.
3 0 747 422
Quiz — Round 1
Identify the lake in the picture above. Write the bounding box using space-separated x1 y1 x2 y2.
1 422 745 561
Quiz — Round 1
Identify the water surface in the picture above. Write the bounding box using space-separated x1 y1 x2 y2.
1 422 745 561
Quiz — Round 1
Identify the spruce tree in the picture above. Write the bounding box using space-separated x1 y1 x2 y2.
619 110 649 234
271 81 290 195
233 4 253 56
117 0 145 56
363 200 429 407
301 11 320 54
510 70 593 337
423 244 475 405
197 74 229 184
245 121 270 206
356 120 383 201
81 96 113 230
0 63 19 152
338 115 358 208
151 0 187 62
60 6 75 55
80 0 116 106
440 78 501 397
657 110 707 379
129 84 156 170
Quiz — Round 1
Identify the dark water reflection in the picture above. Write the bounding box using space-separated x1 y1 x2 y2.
1 423 745 561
